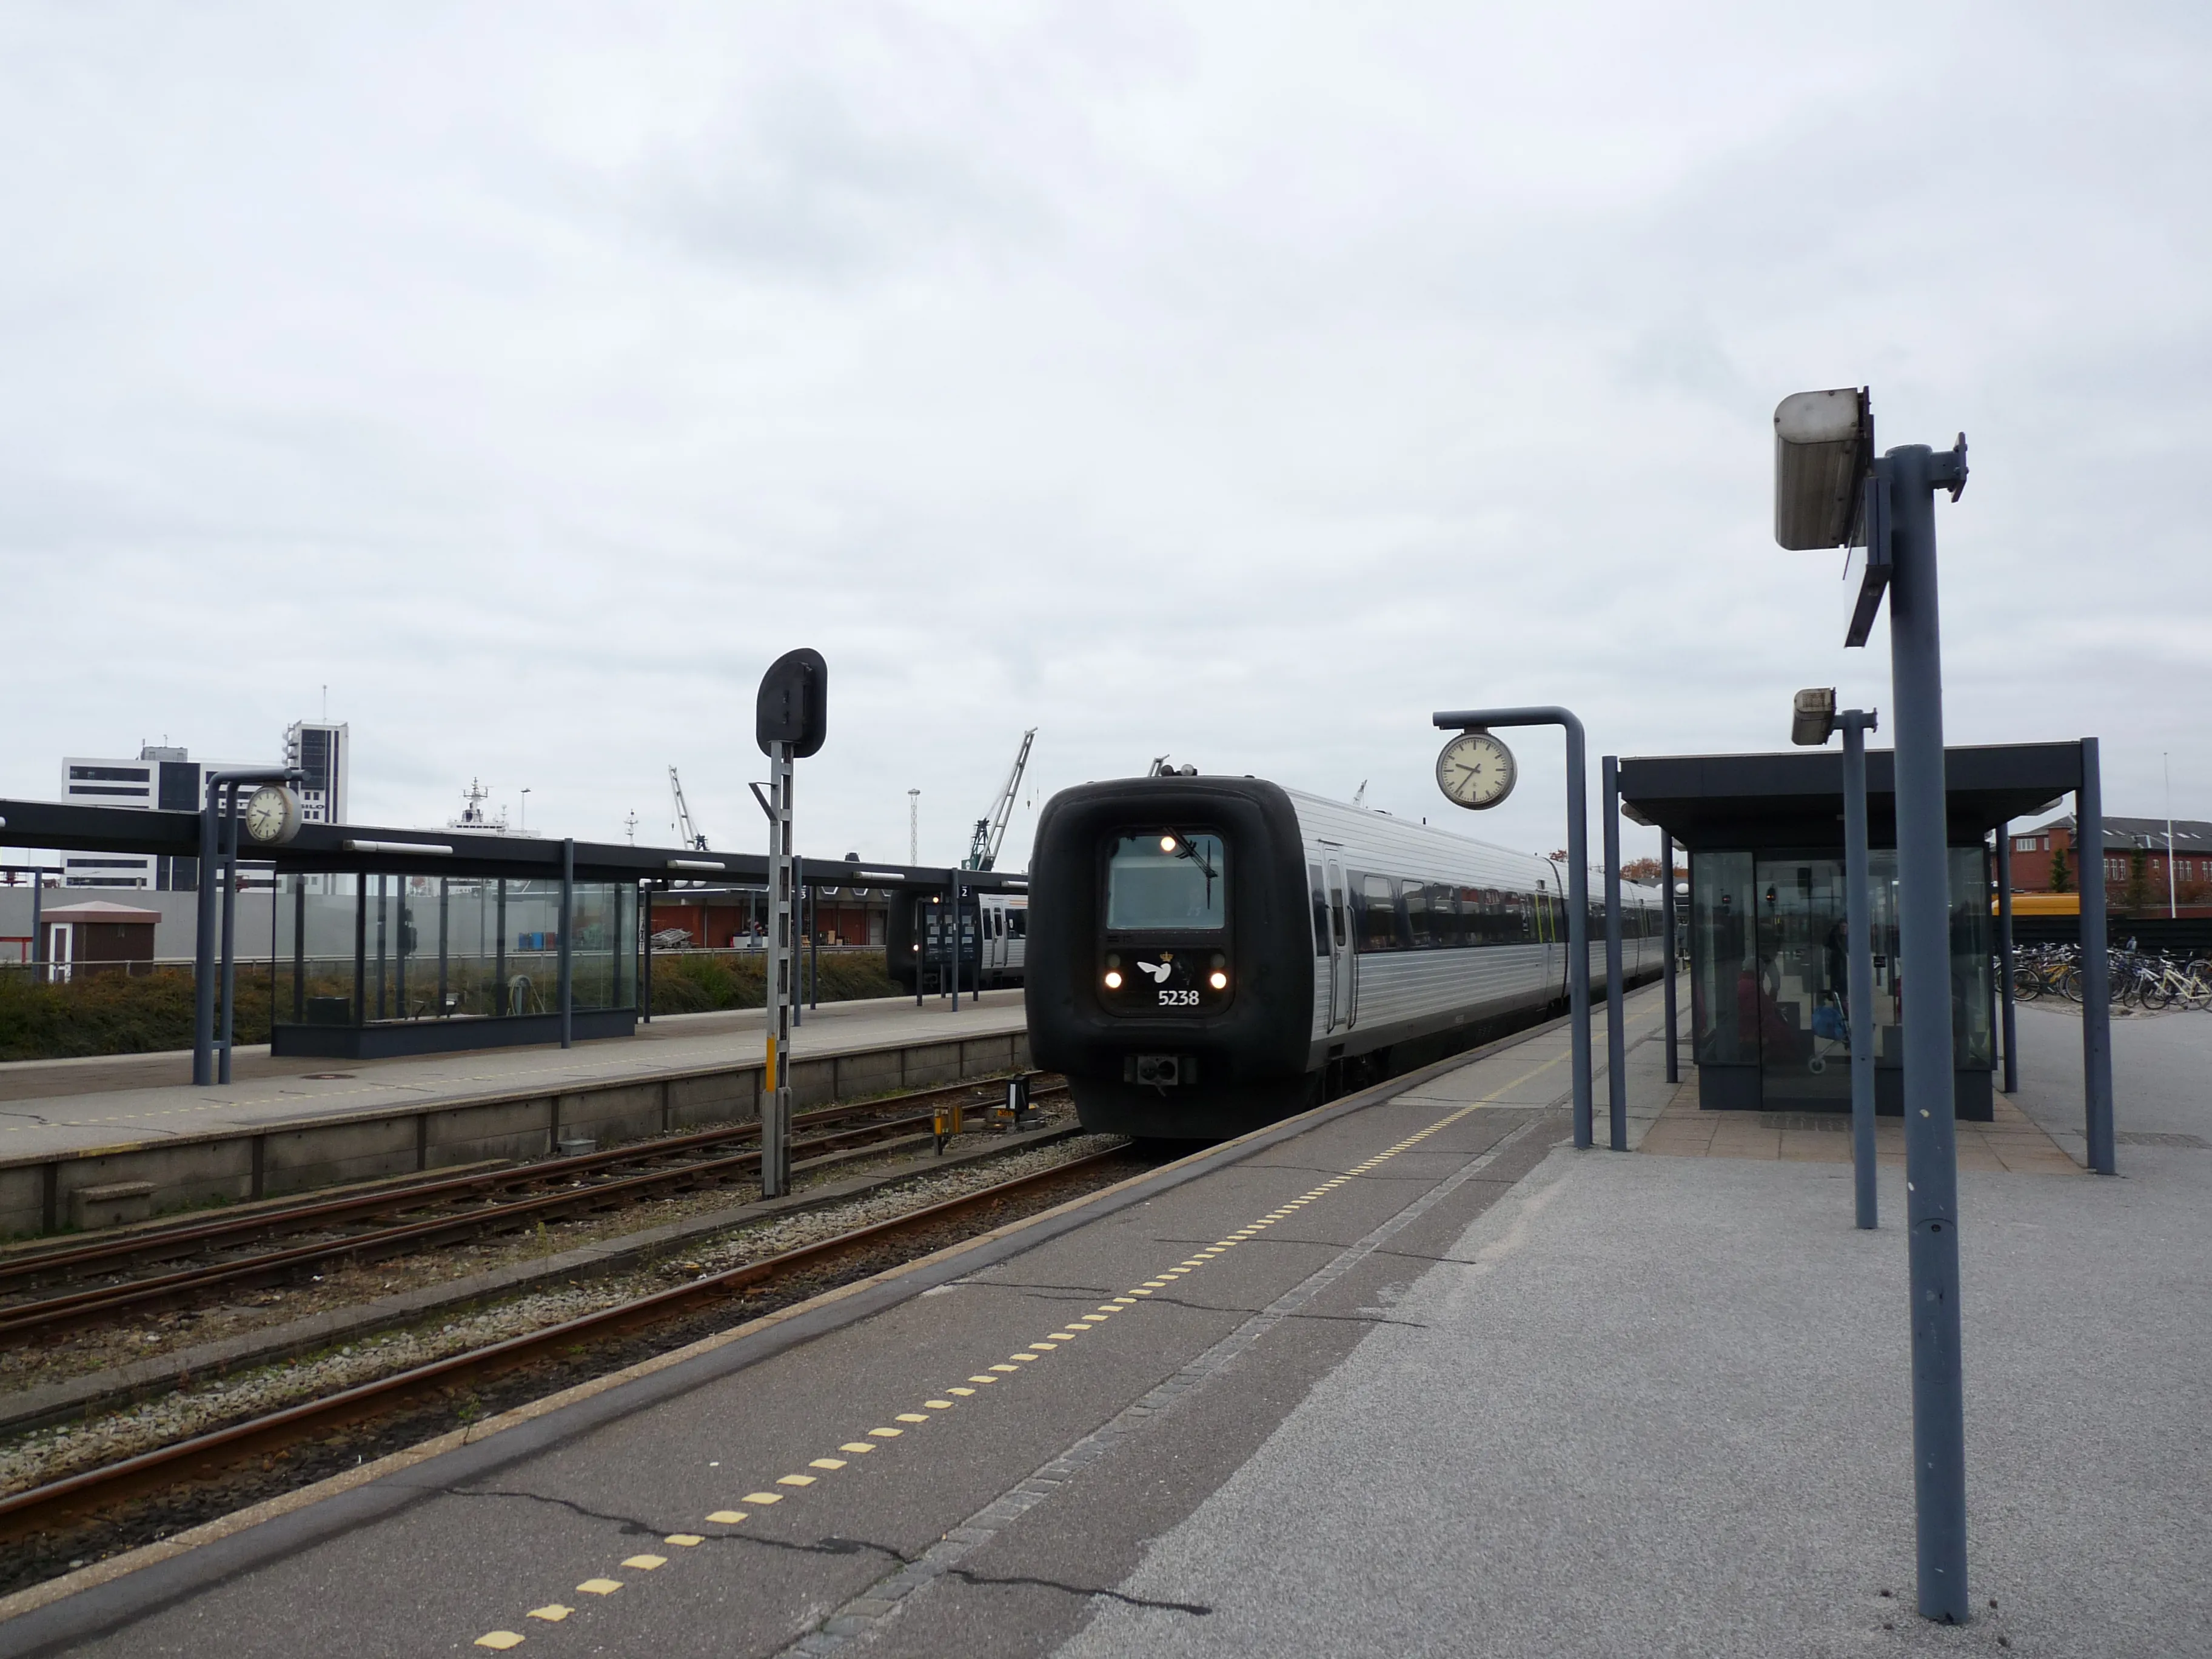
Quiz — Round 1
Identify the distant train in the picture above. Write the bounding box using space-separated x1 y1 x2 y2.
885 887 1030 993
1025 773 1664 1139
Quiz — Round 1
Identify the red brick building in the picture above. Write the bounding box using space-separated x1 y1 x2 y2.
2007 816 2212 916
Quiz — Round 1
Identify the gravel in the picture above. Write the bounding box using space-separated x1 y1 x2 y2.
0 1128 1123 1500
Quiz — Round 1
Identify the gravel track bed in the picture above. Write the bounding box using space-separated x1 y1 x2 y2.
0 1131 1127 1510
0 1100 1076 1393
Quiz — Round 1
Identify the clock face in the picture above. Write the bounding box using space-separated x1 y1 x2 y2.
1435 731 1517 810
244 784 301 845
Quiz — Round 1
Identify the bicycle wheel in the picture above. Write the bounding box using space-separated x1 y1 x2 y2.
2139 979 2170 1011
2011 966 2043 1003
2060 966 2083 1002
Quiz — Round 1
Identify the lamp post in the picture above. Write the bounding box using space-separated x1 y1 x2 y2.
1776 389 1971 1623
1432 706 1593 1148
1792 689 1880 1229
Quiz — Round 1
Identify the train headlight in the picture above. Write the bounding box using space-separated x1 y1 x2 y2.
1104 970 1124 990
1208 970 1228 990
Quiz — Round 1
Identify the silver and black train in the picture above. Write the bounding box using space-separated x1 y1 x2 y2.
1025 773 1665 1139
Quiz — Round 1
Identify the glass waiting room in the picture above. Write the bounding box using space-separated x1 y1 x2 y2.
270 873 641 1059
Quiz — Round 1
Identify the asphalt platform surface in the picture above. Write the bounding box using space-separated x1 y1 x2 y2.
7 982 2204 1657
0 990 1027 1159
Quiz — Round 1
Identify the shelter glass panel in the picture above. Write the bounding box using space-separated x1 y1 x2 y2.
1691 851 1755 1067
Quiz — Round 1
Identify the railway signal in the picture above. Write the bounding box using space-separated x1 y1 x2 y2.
756 648 828 1199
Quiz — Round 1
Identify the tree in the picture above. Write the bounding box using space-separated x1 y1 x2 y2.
2049 846 2071 893
2123 847 2153 917
1619 856 1689 885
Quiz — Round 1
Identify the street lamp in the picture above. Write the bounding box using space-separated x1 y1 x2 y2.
1792 688 1880 1230
1777 387 1969 1624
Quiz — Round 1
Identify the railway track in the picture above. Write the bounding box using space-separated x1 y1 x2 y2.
0 1142 1139 1582
0 1073 1065 1344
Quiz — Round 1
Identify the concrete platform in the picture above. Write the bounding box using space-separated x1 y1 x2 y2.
4 979 2202 1658
0 993 1028 1237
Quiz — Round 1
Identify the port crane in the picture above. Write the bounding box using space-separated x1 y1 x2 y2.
669 766 709 851
964 728 1036 870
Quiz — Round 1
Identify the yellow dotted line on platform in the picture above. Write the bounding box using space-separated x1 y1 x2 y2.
469 1098 1486 1647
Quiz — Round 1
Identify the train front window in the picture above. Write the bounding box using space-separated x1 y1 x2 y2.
1106 833 1227 931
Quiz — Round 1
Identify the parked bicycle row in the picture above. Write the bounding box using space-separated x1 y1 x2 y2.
2009 942 2212 1010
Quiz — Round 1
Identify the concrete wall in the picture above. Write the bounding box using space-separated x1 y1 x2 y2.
0 888 275 963
0 1027 1032 1238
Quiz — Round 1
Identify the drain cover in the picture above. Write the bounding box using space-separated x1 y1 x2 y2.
2115 1131 2209 1149
301 1072 356 1080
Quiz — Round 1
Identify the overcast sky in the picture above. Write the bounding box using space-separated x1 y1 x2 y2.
4 2 2207 872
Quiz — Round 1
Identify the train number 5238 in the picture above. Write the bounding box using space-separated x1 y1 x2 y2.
1157 989 1201 1007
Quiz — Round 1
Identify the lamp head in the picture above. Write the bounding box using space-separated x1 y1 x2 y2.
1791 687 1837 747
1774 387 1872 550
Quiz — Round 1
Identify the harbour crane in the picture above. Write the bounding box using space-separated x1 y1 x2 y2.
964 728 1036 870
669 766 709 851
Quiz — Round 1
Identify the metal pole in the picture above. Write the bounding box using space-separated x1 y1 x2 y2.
374 874 388 1021
1883 443 1969 1623
352 875 367 1025
809 879 820 1011
1602 756 1626 1151
495 880 508 1016
914 893 923 1008
1842 711 1878 1230
2165 754 2177 920
558 838 574 1050
642 880 654 1024
950 870 962 1012
2078 738 2116 1175
218 783 241 1085
1564 720 1591 1150
292 876 306 1023
29 871 43 985
394 879 408 1021
762 742 795 1198
1431 707 1592 1148
1662 833 1679 1084
437 877 449 1015
1996 826 2017 1095
193 777 221 1085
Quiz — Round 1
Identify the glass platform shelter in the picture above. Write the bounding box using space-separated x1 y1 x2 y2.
1618 743 2085 1122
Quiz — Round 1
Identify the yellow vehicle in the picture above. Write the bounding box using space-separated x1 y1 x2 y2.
1996 892 2080 917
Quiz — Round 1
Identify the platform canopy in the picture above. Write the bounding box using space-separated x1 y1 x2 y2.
0 799 1026 892
1617 741 2083 851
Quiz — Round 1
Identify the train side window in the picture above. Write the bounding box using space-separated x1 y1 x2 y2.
1355 873 1399 952
1008 909 1026 939
1309 863 1329 956
1457 887 1483 947
1400 879 1430 947
1330 877 1348 949
1429 883 1461 947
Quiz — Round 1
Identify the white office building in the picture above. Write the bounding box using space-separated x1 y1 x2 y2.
54 722 347 889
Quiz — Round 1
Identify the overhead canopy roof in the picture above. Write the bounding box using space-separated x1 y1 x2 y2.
1617 742 2084 851
0 800 1026 892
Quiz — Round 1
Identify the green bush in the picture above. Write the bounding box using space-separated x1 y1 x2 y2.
648 950 898 1015
0 950 904 1059
0 968 277 1062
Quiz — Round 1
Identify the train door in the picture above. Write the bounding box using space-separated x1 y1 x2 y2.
1322 850 1353 1030
1004 901 1027 978
979 897 1007 980
1536 883 1562 1002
